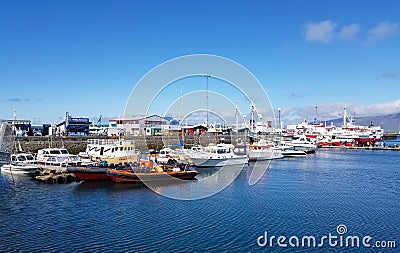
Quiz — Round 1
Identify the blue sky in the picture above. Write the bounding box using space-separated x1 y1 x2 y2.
1 0 399 124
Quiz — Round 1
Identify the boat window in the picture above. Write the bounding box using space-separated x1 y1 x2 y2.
217 149 226 154
120 147 123 151
60 149 69 154
18 156 27 161
50 150 61 154
26 155 34 160
11 156 16 161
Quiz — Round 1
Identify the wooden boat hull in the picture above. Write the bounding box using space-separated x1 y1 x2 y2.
108 169 198 183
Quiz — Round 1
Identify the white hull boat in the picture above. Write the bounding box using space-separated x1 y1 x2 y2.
1 163 40 175
248 149 284 161
1 153 41 175
189 144 248 167
190 156 248 167
248 140 284 161
274 145 307 157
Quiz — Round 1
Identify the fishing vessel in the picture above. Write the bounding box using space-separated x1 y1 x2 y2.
85 139 140 164
108 169 198 183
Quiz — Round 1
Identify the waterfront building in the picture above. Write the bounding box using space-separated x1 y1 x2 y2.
108 115 180 136
55 112 91 136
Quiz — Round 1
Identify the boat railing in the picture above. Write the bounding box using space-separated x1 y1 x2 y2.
87 138 136 146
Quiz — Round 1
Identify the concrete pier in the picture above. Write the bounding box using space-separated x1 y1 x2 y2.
14 134 249 154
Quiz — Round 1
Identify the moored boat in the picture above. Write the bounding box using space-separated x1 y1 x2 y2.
248 140 284 161
36 148 80 167
1 153 41 175
108 167 198 183
1 163 40 175
189 144 248 167
274 144 307 157
85 138 140 164
67 165 110 181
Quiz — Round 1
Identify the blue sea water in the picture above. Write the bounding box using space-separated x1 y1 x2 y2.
0 149 399 252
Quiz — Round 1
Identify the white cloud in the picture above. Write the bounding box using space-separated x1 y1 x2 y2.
339 23 360 40
303 21 399 44
377 71 399 79
303 20 337 43
281 99 400 124
366 21 399 44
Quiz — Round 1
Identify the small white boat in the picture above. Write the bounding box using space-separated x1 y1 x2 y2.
36 148 79 167
149 147 183 164
274 144 307 157
189 144 248 167
248 140 284 161
289 135 317 154
1 153 41 175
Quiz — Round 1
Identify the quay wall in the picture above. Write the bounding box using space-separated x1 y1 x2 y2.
14 134 249 154
382 132 400 140
12 134 399 155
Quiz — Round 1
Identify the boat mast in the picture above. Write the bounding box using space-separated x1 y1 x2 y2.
250 100 255 133
235 102 239 131
181 88 184 122
181 87 185 147
205 75 210 127
315 106 318 124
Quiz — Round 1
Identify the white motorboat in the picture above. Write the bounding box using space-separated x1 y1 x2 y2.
149 147 185 164
36 148 80 167
274 144 307 157
1 153 41 175
248 140 284 161
288 135 317 154
189 144 248 167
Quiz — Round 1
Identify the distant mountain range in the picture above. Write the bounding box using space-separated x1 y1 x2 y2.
326 113 400 132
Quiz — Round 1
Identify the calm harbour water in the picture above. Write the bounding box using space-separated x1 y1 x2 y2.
0 149 399 252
